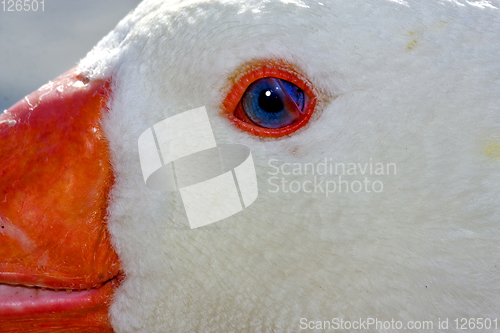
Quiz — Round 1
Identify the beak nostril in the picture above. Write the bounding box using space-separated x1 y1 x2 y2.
76 73 90 85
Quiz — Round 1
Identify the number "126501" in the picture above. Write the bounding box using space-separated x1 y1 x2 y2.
2 0 45 11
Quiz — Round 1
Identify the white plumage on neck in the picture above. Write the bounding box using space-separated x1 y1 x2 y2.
80 0 500 331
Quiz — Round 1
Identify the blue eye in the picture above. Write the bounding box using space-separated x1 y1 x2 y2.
240 78 306 129
224 63 317 138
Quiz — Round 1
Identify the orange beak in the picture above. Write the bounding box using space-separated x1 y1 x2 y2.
0 69 119 332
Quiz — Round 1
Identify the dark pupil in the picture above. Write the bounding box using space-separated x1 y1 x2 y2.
258 89 283 113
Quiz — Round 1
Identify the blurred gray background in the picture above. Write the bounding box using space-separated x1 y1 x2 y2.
0 0 142 111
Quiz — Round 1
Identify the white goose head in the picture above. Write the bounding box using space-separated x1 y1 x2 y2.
1 0 499 332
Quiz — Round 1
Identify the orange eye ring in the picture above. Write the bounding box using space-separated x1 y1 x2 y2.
221 60 317 138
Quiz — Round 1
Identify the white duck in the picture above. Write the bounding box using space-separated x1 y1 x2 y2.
1 0 499 332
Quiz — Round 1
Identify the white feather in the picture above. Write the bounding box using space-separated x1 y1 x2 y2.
80 0 500 331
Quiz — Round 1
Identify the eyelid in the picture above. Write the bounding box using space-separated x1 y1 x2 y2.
221 60 317 138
